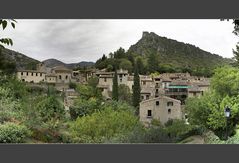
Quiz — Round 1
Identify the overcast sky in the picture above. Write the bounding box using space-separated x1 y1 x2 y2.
1 19 238 63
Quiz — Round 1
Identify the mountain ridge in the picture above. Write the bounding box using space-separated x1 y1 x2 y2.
42 58 95 69
0 48 95 71
127 31 232 75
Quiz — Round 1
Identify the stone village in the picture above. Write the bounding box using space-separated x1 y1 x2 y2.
17 62 210 126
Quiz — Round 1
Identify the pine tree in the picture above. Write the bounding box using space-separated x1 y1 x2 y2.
112 70 118 101
132 61 141 115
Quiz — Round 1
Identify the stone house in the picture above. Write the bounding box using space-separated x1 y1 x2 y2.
17 70 46 83
139 95 182 126
140 75 154 88
96 69 129 98
141 87 155 101
188 85 204 98
51 66 72 84
45 73 57 83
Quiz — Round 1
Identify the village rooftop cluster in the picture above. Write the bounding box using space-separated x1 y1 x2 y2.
17 63 210 126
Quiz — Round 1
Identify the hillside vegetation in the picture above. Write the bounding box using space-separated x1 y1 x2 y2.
0 48 39 72
96 32 232 76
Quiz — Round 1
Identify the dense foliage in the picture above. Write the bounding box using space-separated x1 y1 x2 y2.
69 107 139 143
0 123 31 143
185 66 239 139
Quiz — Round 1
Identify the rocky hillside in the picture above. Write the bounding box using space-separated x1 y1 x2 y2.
127 32 231 73
0 48 40 70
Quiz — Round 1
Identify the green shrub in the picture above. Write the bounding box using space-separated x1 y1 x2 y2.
69 82 77 89
35 96 65 122
69 97 101 120
0 123 31 143
69 108 139 143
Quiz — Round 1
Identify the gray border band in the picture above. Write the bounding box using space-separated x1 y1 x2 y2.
1 0 239 18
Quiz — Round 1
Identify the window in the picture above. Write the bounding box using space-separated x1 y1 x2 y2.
156 89 159 93
26 72 28 76
36 73 38 76
40 73 42 77
156 83 159 87
168 109 171 114
119 74 123 78
32 73 34 76
156 101 159 106
167 102 173 106
59 75 62 80
120 78 122 82
104 78 107 82
21 72 23 76
66 75 68 80
146 95 149 100
141 96 144 100
147 110 152 117
142 81 146 85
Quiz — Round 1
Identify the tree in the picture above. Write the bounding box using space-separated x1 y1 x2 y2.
113 47 126 59
132 61 141 114
119 59 133 73
233 19 239 36
112 70 118 101
233 44 239 67
0 19 16 48
69 97 100 120
106 64 113 72
185 66 239 139
102 54 107 61
69 82 77 89
210 66 239 97
118 84 132 104
35 96 65 122
136 57 145 74
88 76 99 88
185 92 239 139
147 53 159 73
0 19 17 74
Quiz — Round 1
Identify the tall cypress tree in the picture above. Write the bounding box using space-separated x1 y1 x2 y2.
132 61 141 115
112 70 118 101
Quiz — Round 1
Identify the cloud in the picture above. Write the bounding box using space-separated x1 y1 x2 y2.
1 19 238 63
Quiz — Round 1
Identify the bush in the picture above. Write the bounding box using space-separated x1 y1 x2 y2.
35 96 65 122
69 97 101 120
69 108 139 143
0 123 31 143
69 82 77 89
